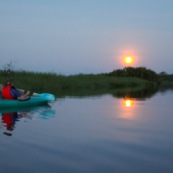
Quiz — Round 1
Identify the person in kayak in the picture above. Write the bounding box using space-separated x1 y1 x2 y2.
1 79 30 100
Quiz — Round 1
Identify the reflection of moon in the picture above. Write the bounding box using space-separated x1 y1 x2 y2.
124 99 132 107
119 98 136 120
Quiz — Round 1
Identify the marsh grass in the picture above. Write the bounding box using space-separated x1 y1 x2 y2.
0 70 156 97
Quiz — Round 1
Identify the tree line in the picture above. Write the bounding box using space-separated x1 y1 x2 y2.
106 67 159 82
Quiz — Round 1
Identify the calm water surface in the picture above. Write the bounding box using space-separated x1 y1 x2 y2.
0 91 173 173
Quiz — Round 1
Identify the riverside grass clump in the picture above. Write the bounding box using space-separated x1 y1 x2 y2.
0 70 156 97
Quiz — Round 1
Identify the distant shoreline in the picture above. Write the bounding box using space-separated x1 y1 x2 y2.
0 67 172 98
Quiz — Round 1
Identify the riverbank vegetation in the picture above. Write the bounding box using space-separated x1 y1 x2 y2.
0 66 172 98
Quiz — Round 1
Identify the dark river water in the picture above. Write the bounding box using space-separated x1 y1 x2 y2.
0 90 173 173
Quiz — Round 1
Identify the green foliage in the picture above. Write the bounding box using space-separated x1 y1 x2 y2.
158 73 173 91
107 67 158 82
0 70 155 97
0 62 159 98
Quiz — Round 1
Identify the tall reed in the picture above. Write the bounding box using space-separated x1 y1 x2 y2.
0 70 156 97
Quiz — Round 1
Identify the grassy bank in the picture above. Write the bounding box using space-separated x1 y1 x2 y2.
0 70 156 97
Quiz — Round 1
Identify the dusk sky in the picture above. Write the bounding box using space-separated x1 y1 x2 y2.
1 0 173 75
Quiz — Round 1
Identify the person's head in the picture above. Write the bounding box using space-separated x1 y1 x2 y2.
5 79 12 86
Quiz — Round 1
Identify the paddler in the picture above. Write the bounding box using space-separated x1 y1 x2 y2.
1 79 30 100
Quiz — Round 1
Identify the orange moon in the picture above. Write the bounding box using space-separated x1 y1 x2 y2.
123 56 134 65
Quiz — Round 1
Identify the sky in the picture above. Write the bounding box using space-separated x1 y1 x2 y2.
1 0 173 75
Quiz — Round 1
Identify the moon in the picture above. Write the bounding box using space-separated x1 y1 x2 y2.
124 56 134 65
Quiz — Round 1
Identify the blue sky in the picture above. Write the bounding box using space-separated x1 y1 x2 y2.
1 0 173 75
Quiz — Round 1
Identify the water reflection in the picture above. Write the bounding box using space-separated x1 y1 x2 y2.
1 93 173 172
124 98 134 107
0 106 55 136
118 97 138 120
1 111 31 136
112 87 158 100
111 88 157 120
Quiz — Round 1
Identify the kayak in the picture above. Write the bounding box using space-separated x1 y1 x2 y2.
0 93 55 109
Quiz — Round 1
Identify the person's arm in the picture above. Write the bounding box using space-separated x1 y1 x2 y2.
10 88 21 98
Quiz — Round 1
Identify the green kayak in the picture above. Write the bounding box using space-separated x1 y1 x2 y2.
0 93 55 109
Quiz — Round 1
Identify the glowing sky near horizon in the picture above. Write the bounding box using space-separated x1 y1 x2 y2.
0 0 173 75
